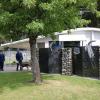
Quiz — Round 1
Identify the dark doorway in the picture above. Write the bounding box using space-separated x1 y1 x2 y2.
39 48 49 73
72 47 83 75
64 41 80 47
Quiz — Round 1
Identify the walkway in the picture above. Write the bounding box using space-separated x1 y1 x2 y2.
0 64 31 72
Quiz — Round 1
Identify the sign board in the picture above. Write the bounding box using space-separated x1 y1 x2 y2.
73 47 80 54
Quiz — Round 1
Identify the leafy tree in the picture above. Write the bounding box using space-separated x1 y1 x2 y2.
0 34 6 44
0 0 98 83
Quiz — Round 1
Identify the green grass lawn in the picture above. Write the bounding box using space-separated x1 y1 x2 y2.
0 72 100 100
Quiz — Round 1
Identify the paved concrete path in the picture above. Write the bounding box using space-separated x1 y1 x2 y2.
0 64 31 72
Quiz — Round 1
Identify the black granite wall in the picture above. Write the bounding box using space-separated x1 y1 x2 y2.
82 47 99 78
39 48 49 73
38 47 100 79
48 48 62 73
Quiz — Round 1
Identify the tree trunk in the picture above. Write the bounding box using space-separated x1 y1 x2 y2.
29 36 41 84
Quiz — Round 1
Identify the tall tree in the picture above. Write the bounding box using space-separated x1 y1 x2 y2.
0 35 5 44
0 0 98 83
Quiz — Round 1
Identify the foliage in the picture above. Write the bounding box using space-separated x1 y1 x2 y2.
0 34 8 44
0 0 98 39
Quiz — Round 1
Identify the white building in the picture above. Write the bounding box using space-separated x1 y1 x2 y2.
1 27 100 49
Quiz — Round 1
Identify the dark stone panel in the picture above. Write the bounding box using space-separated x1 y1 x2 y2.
72 47 83 76
82 46 99 78
39 48 49 73
48 48 62 73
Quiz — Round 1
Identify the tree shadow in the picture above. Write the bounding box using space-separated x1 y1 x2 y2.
41 73 61 80
0 72 57 94
0 72 34 94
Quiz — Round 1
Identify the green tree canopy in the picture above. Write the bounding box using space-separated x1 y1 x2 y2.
0 0 98 38
0 0 98 83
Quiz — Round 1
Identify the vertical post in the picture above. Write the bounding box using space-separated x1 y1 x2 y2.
99 47 100 79
61 48 72 75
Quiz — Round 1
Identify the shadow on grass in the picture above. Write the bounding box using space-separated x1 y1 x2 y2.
42 73 62 80
0 72 100 94
0 72 57 94
0 72 34 93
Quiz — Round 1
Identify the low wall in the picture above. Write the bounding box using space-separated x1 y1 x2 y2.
38 47 100 79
